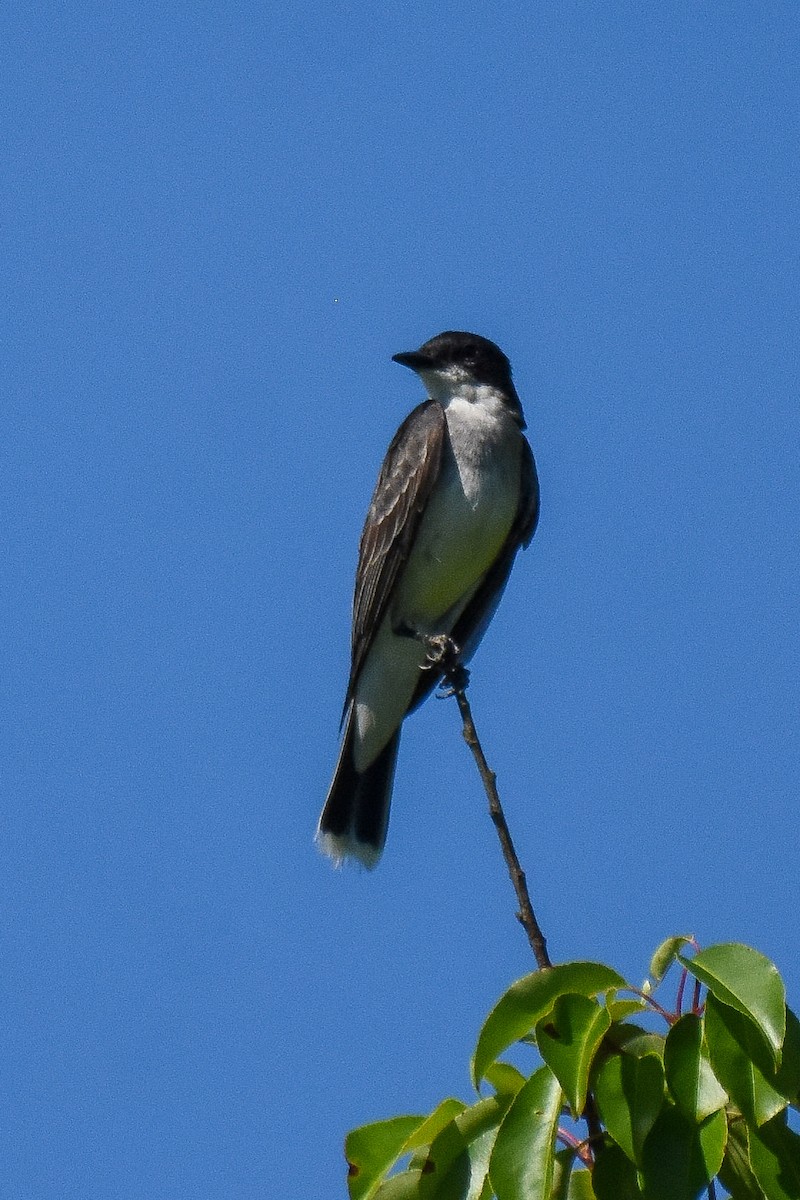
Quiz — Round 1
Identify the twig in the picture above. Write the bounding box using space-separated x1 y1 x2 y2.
628 986 679 1025
692 976 703 1014
426 636 551 969
426 637 609 1158
676 967 688 1017
556 1128 593 1167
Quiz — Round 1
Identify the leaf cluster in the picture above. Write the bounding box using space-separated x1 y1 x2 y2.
344 940 800 1200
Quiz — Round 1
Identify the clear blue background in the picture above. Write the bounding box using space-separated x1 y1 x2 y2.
3 2 798 1195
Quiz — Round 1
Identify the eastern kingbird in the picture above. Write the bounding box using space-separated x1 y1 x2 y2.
317 331 539 867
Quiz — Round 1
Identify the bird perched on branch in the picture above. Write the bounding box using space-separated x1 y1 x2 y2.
317 331 539 867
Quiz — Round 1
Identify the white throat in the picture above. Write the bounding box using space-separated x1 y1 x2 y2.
417 365 511 416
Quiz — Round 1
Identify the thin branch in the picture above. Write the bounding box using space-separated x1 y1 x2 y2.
692 976 703 1015
675 967 688 1017
425 637 610 1158
426 635 551 970
556 1128 594 1168
627 986 679 1025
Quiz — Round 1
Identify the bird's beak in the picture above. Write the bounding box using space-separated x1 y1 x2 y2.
392 350 433 371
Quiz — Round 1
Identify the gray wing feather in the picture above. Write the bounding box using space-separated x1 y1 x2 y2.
346 400 446 705
514 437 541 547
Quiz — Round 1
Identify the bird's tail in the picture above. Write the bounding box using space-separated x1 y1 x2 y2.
316 711 400 869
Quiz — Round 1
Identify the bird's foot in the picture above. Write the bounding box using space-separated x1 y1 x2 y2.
418 634 469 695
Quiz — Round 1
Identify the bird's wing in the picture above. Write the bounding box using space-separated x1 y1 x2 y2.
408 435 539 711
514 436 541 547
346 400 446 706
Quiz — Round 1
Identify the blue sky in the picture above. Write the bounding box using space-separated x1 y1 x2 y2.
3 2 799 1195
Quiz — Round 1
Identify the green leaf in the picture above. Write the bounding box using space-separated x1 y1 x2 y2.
419 1097 510 1200
483 1061 526 1098
610 1025 666 1061
717 1119 768 1200
592 1141 643 1200
594 1050 665 1166
373 1171 423 1200
607 998 649 1023
705 995 789 1128
472 963 625 1087
551 1148 579 1200
551 1150 597 1200
565 1169 596 1200
649 936 694 984
749 1114 800 1200
708 998 793 1088
410 1101 470 1153
459 1128 498 1200
535 993 611 1115
489 1065 563 1200
347 1115 426 1200
680 944 786 1068
640 1105 727 1200
420 1126 496 1200
664 1013 728 1122
775 1008 800 1105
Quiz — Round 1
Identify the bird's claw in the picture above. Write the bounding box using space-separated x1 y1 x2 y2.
420 632 456 667
417 634 469 695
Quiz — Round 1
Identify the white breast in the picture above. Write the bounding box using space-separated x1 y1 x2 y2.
351 387 523 766
392 391 521 632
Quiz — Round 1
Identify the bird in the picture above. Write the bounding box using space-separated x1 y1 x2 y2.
317 331 539 867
